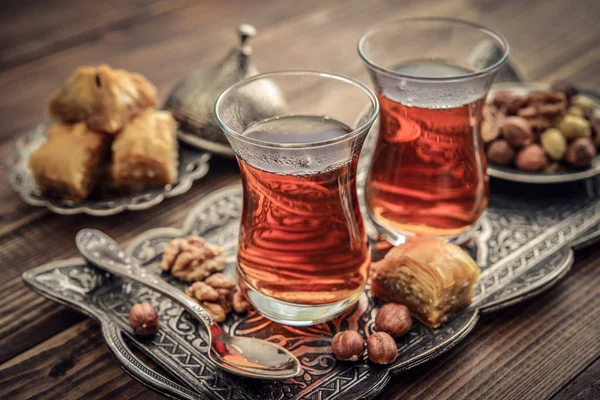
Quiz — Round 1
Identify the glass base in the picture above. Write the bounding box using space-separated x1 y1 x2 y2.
243 284 364 327
368 209 482 246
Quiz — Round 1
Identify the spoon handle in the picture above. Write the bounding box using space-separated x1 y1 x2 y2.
76 229 214 329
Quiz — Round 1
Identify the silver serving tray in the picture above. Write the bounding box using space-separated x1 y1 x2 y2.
23 174 600 399
486 84 600 184
4 124 211 216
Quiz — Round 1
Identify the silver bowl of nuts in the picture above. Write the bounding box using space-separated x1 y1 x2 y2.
484 82 600 184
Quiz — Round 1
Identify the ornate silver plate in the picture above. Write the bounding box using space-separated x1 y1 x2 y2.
23 174 600 399
486 83 600 184
4 124 211 216
177 129 235 159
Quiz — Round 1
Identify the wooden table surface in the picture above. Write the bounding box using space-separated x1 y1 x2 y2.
1 0 599 399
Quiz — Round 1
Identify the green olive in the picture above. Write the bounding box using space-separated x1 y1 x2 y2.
540 128 567 160
567 106 584 117
570 95 597 114
557 114 591 140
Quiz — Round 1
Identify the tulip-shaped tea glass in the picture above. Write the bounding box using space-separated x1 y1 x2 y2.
215 71 379 326
359 18 509 244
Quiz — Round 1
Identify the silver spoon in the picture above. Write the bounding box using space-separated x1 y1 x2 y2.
76 228 301 380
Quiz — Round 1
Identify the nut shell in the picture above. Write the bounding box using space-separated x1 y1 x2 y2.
487 140 515 165
367 332 398 365
565 138 597 168
502 116 534 148
481 107 503 143
558 115 591 140
571 95 597 114
515 145 547 171
375 303 412 338
129 303 159 336
505 96 527 115
331 330 365 361
540 128 567 161
567 106 585 117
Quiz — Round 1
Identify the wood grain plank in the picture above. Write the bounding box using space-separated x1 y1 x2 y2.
0 0 344 142
552 355 600 400
0 0 167 71
1 0 600 399
1 0 599 147
0 320 152 400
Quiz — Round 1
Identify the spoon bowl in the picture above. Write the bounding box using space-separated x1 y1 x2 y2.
76 228 301 380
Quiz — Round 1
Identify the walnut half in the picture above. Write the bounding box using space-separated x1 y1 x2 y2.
185 273 251 322
160 236 226 282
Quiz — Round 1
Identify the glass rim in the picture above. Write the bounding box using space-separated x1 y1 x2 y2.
357 17 510 82
214 70 379 149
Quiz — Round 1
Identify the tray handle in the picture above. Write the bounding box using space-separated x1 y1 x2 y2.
571 227 600 252
100 320 201 400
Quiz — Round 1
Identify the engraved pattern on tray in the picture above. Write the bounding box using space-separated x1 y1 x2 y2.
23 177 600 399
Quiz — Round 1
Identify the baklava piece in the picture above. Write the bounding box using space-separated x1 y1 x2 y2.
29 122 111 201
371 237 480 328
112 109 178 188
48 64 157 133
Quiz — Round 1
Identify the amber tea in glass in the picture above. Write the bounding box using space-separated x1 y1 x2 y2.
359 18 509 244
215 71 378 326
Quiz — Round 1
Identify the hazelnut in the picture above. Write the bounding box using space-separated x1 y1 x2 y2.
502 116 534 148
515 145 548 171
487 140 515 165
557 115 591 140
567 106 585 117
540 128 567 161
375 303 412 338
331 330 365 361
565 138 597 168
367 332 398 365
550 80 578 100
129 303 159 336
571 94 597 114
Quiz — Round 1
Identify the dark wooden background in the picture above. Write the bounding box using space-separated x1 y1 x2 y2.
0 0 599 399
